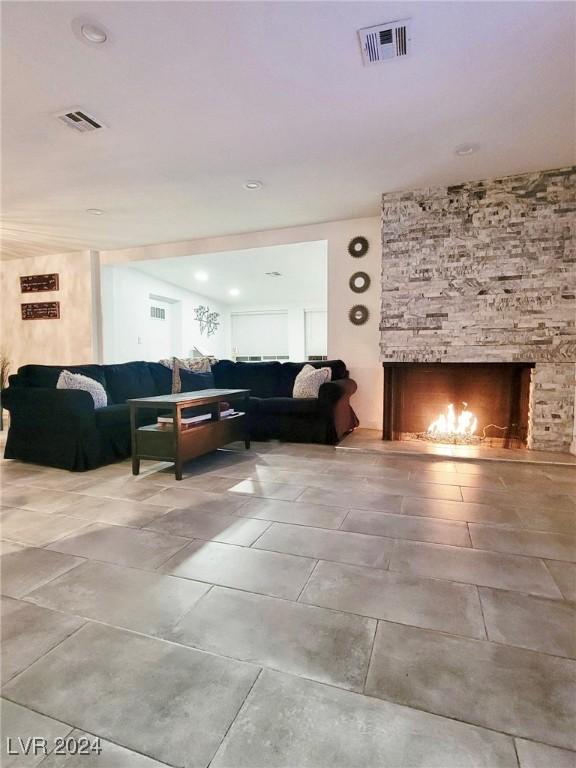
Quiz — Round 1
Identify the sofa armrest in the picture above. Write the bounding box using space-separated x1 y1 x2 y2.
317 378 359 444
317 378 358 410
2 387 96 431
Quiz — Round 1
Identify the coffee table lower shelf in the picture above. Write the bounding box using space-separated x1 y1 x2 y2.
133 413 248 480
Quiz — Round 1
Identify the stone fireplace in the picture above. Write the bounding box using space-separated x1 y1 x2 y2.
380 166 576 453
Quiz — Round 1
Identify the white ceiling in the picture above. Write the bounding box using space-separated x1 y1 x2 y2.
2 1 575 259
127 240 327 307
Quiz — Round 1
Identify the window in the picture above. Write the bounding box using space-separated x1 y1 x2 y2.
231 312 289 359
235 355 290 362
305 310 327 359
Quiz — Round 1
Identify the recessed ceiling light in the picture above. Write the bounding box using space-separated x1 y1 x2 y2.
81 23 107 44
455 143 480 157
195 271 209 282
86 208 104 215
243 180 263 191
71 18 109 46
229 288 240 296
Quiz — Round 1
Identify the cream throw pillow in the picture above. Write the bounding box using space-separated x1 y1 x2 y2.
293 364 332 399
56 370 107 408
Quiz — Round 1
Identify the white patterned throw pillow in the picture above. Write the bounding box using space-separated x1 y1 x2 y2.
57 370 107 408
292 364 332 399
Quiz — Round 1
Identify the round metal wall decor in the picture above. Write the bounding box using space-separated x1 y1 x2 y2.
349 271 370 293
349 304 369 325
348 236 369 258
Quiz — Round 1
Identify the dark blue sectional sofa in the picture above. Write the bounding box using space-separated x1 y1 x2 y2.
2 359 358 471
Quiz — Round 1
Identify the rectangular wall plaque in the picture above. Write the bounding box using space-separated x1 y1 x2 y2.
21 302 61 320
20 273 59 293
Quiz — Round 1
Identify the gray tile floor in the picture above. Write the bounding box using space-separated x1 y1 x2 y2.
1 441 575 767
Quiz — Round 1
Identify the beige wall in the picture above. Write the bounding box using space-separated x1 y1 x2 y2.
0 251 96 377
103 216 383 429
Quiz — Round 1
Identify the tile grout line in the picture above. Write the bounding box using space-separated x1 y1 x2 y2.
206 667 264 768
21 540 576 658
512 737 522 768
21 571 573 655
295 559 321 602
12 481 574 536
361 618 379 694
1 620 88 689
1 696 177 768
540 558 569 601
5 606 576 732
475 586 489 641
11 557 88 601
465 521 473 548
149 537 194 571
6 520 570 604
338 508 352 530
9 533 571 616
170 582 215 631
247 520 274 549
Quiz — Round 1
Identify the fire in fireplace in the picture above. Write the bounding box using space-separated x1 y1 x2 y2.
382 363 534 449
424 402 479 445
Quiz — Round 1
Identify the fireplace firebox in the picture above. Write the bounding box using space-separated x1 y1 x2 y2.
382 363 534 448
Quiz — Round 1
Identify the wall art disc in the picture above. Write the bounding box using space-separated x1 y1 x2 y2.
349 304 369 325
348 236 369 258
349 271 371 293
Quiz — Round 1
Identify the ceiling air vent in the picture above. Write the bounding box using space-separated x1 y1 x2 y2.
358 19 411 66
54 107 105 133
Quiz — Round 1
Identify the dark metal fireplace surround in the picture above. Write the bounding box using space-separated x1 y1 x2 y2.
382 362 534 448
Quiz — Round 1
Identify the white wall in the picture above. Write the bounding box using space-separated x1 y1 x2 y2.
102 216 382 428
101 265 229 363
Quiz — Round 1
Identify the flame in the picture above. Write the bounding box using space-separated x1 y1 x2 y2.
428 403 478 438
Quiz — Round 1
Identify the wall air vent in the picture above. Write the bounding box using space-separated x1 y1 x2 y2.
54 107 105 133
150 306 166 320
358 19 411 66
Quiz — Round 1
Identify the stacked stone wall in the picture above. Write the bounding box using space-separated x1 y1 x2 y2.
380 166 576 451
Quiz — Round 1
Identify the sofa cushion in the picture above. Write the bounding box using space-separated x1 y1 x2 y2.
17 364 107 390
211 360 236 389
147 363 173 395
103 362 158 404
94 404 158 429
94 404 131 429
278 360 347 397
179 369 214 392
314 360 347 380
254 397 319 415
212 360 281 398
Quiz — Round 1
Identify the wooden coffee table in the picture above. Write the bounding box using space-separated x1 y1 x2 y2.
128 389 250 480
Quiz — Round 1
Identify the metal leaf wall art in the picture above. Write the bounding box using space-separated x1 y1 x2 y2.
194 305 220 337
